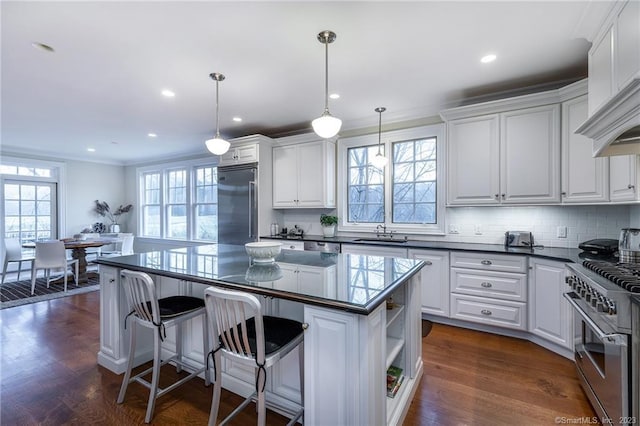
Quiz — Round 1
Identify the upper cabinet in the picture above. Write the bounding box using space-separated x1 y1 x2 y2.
272 139 336 209
610 154 640 202
588 0 640 114
218 143 258 166
442 93 560 206
561 94 610 203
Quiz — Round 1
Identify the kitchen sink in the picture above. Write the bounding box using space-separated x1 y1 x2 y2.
354 238 408 244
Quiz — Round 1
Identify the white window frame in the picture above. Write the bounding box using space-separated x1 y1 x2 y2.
337 124 445 235
137 157 217 242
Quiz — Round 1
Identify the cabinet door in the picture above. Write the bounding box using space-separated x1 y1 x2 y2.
610 155 639 201
236 143 258 164
272 145 299 207
561 96 609 203
528 258 572 351
447 115 500 205
616 0 640 90
408 249 450 317
589 25 614 115
296 141 326 207
501 104 561 203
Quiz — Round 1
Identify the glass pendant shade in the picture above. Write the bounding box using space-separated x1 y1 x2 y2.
205 137 230 155
312 112 342 139
205 72 230 155
371 152 389 168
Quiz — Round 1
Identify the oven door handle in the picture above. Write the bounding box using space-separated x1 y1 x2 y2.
563 292 628 346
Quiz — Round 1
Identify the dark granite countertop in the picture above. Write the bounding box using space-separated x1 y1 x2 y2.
262 234 588 264
96 244 425 315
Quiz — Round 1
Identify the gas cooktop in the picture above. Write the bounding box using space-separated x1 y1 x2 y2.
582 260 640 293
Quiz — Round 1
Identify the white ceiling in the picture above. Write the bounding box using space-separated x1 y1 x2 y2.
1 1 598 165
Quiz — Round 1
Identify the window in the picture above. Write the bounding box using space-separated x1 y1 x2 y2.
1 158 62 244
338 124 444 235
138 160 218 241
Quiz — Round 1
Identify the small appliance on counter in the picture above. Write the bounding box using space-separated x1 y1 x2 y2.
578 238 619 257
289 225 304 238
619 228 640 263
504 231 534 247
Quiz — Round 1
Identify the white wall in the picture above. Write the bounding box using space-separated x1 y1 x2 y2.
65 159 128 235
280 205 631 248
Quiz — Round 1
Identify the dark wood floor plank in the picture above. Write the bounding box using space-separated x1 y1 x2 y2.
1 292 596 425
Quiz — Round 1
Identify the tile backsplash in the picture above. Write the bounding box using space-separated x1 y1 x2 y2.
445 205 630 248
280 205 636 248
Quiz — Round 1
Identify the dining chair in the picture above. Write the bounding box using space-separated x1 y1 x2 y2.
2 238 35 285
30 240 79 295
204 286 305 426
102 234 134 257
117 270 209 423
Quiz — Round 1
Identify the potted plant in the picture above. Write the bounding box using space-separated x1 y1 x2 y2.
320 214 338 238
94 200 133 233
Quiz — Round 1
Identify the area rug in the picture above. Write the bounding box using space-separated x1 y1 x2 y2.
0 275 100 309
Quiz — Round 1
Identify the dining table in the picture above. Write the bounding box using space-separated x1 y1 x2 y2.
23 237 119 284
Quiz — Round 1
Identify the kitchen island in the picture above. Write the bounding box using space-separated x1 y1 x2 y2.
95 244 425 426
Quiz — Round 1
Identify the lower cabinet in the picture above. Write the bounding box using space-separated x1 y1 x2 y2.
528 258 573 351
408 249 450 317
449 252 528 331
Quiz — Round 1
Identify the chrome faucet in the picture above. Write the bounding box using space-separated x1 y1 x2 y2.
376 224 388 238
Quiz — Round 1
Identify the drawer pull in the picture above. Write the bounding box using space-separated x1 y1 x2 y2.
481 309 492 316
480 260 492 266
424 260 433 266
289 245 297 249
302 323 309 330
481 282 492 288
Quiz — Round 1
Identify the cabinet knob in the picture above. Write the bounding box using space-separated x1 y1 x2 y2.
628 184 635 190
481 309 492 316
424 260 433 266
480 282 492 288
109 278 115 283
302 323 309 330
494 194 499 199
480 260 492 266
289 245 296 249
561 192 566 196
501 194 506 199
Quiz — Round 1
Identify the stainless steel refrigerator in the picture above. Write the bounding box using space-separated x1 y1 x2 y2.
217 163 258 245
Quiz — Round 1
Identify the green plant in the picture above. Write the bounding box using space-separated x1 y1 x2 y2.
94 200 133 224
320 214 338 227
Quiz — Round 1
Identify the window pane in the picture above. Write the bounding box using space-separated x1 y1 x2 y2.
5 200 19 215
21 185 35 200
347 146 385 223
5 184 19 199
167 205 187 238
21 201 35 215
143 206 161 237
37 200 51 215
195 205 217 240
391 138 437 224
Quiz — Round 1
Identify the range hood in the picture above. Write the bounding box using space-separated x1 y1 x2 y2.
575 78 640 157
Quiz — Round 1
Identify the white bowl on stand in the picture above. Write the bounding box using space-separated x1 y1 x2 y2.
245 241 282 263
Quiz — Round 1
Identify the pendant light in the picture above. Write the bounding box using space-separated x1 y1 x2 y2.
205 72 231 155
371 107 389 168
312 30 342 139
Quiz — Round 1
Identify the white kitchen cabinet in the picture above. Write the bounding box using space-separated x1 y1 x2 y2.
610 154 640 202
446 115 500 205
341 244 408 258
449 252 528 331
500 104 561 204
272 139 336 208
408 249 450 317
587 0 640 114
443 96 561 206
218 142 258 166
528 258 572 352
561 95 610 203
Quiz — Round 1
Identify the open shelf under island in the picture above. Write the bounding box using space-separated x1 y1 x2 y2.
95 244 425 426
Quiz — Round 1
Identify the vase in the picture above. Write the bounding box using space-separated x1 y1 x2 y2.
109 224 121 233
322 225 336 238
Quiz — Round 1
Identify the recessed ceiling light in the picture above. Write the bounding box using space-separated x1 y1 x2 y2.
87 148 96 152
329 93 340 99
161 89 175 98
232 117 242 122
481 54 497 64
31 42 55 53
148 133 157 137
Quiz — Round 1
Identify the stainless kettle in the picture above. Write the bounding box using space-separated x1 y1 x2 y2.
619 228 640 263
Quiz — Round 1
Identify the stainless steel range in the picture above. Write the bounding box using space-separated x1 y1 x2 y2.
565 260 639 425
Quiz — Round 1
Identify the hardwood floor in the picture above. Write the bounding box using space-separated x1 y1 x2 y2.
0 292 596 425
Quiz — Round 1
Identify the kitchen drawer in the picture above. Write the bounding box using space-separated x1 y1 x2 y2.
451 293 527 331
261 238 304 251
450 252 527 273
451 267 527 301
